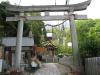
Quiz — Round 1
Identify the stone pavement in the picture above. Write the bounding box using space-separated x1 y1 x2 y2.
25 63 70 75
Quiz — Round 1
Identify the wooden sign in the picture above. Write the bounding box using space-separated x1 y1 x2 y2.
36 47 46 52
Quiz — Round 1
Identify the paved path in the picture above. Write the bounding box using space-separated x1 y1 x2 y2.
34 63 61 75
25 63 70 75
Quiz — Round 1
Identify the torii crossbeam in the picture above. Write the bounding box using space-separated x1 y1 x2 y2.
6 15 87 21
6 0 91 12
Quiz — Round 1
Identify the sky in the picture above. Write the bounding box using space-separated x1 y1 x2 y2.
0 0 100 25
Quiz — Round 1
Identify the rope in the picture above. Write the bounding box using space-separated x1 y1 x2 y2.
45 20 66 27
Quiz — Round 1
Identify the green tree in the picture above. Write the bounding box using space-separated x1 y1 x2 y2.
0 1 20 37
50 26 72 55
26 20 45 46
0 1 45 46
76 19 100 58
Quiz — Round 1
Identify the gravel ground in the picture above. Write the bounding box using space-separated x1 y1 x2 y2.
24 63 72 75
56 63 71 75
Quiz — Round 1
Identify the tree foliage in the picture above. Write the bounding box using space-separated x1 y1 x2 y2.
76 19 100 58
0 1 45 46
50 26 72 55
0 1 22 37
26 20 45 46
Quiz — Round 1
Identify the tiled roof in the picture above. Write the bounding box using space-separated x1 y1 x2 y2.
2 37 34 46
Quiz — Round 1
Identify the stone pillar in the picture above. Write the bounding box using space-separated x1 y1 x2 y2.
15 12 24 69
68 11 80 67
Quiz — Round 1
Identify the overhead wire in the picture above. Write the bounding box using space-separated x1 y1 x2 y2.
55 0 56 5
18 0 22 6
16 0 22 11
6 0 9 2
66 0 69 5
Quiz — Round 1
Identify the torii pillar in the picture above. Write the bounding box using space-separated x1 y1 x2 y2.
15 12 24 69
69 10 80 67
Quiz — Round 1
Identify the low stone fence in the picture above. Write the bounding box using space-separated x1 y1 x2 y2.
59 56 82 75
85 57 100 75
59 56 73 68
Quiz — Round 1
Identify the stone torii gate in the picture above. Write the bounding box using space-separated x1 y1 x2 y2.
6 0 91 69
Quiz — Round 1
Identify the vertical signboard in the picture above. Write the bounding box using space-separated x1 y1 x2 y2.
0 47 3 72
0 59 2 72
